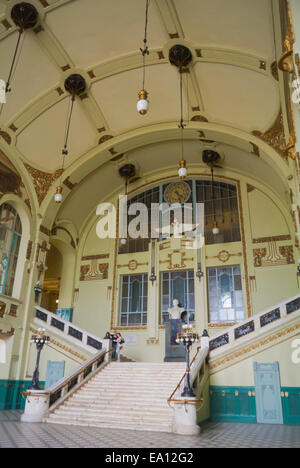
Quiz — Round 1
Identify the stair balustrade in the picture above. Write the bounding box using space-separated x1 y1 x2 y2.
34 306 106 353
21 346 111 423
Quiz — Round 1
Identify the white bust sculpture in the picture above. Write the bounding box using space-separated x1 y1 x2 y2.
168 299 185 320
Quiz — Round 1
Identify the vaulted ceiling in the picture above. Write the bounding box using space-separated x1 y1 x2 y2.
0 0 294 231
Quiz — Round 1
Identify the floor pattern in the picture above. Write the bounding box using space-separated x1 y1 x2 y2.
0 410 299 448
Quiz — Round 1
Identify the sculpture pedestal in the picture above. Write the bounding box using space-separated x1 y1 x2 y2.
164 319 185 362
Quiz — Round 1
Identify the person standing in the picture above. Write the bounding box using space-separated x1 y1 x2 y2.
116 332 124 362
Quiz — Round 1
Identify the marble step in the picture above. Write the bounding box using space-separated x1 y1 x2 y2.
69 395 173 404
46 415 172 433
48 411 172 426
84 379 179 390
62 399 170 411
55 407 173 419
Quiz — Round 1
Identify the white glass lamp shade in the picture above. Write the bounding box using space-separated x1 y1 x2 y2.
120 238 127 245
137 89 149 115
212 221 219 235
178 160 187 179
54 186 62 203
0 80 6 104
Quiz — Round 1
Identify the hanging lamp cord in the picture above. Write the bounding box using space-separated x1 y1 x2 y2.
178 70 185 162
62 95 75 156
140 0 150 90
6 28 24 93
211 165 216 222
59 94 75 185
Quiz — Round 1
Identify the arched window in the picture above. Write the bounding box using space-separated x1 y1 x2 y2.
0 204 22 296
119 179 241 253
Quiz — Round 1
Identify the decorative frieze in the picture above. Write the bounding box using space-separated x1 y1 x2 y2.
206 250 242 264
117 260 148 271
160 251 193 270
80 262 109 281
253 242 294 268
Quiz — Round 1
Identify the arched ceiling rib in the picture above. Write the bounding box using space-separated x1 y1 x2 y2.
0 0 292 223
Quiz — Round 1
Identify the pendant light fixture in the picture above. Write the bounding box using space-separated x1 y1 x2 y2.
0 3 38 104
137 0 150 115
54 74 86 204
202 150 222 235
118 163 136 244
169 45 193 180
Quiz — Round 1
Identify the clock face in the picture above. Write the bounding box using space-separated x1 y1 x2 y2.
164 181 191 204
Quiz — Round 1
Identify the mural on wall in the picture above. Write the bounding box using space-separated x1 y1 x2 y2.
80 254 109 281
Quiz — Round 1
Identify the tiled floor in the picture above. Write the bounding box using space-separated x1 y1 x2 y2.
0 410 299 448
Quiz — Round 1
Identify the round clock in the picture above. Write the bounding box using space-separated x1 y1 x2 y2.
164 181 191 204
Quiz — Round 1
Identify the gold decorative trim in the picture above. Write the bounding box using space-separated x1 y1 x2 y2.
0 131 11 145
99 135 114 145
252 235 291 243
253 244 294 267
25 163 63 206
191 115 208 122
160 251 193 270
147 337 159 344
112 326 147 331
209 323 300 374
63 176 77 190
117 260 148 271
80 262 109 281
82 254 109 261
252 111 288 161
206 251 242 264
208 322 237 328
30 327 86 362
271 61 279 81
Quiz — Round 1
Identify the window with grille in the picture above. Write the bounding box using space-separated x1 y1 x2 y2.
161 270 195 325
119 274 148 326
119 179 241 253
207 266 244 324
0 204 22 297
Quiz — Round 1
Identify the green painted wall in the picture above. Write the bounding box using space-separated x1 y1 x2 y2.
0 380 45 410
210 386 257 423
210 386 300 425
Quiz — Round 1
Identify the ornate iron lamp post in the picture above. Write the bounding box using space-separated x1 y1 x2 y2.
28 328 50 390
176 324 200 397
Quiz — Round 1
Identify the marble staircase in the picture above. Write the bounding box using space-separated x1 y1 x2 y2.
45 362 186 432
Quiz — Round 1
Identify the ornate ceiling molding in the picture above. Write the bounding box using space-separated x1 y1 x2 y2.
252 111 288 161
24 163 63 205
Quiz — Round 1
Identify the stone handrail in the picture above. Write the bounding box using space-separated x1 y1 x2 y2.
21 345 111 423
209 294 300 355
34 306 106 354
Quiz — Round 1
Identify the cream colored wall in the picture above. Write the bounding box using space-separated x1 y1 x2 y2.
210 336 300 388
0 335 14 380
69 169 299 369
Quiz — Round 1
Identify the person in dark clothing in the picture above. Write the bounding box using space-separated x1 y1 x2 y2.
115 332 124 362
111 331 119 360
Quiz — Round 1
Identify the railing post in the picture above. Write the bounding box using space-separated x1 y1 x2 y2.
172 399 201 435
103 338 111 361
200 329 209 349
21 391 50 423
